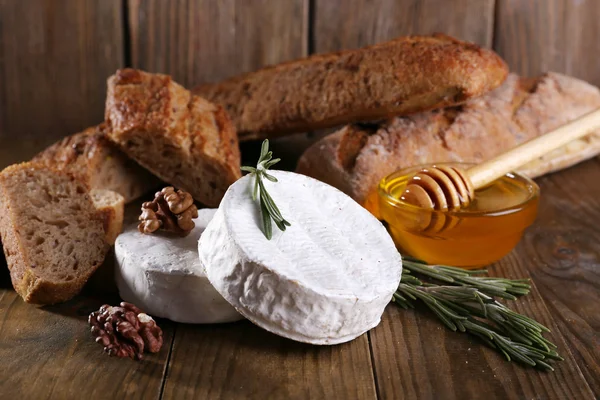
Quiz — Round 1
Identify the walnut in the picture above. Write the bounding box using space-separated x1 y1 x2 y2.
138 187 198 236
88 302 164 360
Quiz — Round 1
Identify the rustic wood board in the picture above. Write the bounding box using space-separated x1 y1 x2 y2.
516 159 600 395
128 0 308 87
0 0 123 147
161 322 377 400
0 288 175 399
494 0 600 86
370 258 593 400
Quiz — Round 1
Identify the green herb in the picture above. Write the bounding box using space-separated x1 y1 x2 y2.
241 140 291 239
394 256 563 371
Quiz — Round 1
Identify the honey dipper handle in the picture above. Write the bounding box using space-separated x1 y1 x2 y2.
466 108 600 189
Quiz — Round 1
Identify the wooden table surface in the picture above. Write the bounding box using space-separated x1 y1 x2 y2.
0 150 598 400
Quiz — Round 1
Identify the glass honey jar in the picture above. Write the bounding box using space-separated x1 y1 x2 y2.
365 163 540 269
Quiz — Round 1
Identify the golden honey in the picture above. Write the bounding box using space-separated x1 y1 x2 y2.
365 164 540 269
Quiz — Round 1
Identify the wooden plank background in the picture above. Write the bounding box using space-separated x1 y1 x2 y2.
0 1 599 399
0 0 124 166
2 0 600 169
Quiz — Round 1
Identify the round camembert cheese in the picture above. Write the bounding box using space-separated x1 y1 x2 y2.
115 208 242 324
198 171 402 344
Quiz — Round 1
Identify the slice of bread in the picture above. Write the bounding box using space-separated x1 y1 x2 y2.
33 124 160 203
105 69 241 207
0 163 108 304
90 189 125 245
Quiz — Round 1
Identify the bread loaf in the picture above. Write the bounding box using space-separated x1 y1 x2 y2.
195 34 508 141
0 163 108 304
33 124 159 203
105 69 241 208
296 72 600 204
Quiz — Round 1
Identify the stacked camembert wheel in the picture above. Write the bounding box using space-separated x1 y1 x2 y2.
115 209 242 324
115 171 402 344
199 171 403 344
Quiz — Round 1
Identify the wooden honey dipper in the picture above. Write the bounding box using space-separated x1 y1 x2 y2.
401 108 600 232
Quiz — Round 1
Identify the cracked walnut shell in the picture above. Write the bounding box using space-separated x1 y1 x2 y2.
138 187 198 236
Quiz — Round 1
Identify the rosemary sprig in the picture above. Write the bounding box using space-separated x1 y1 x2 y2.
241 140 291 239
394 258 563 371
402 256 532 300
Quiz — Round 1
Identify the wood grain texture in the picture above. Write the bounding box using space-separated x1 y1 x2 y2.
0 0 123 150
313 0 495 52
369 160 599 400
128 0 308 88
0 290 174 400
516 159 600 395
161 320 377 400
494 0 600 86
370 266 594 399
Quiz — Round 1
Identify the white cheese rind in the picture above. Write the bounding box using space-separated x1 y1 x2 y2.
198 171 402 344
115 208 242 324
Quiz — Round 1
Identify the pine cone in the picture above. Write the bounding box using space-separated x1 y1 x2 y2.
88 302 164 360
138 187 198 237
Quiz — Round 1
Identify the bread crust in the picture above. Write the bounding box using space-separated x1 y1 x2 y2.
105 69 241 207
33 124 159 203
195 34 508 141
296 72 600 204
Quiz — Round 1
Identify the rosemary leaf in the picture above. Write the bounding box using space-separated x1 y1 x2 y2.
259 194 272 240
259 140 270 159
264 158 281 169
403 259 532 300
258 178 285 221
241 140 291 239
253 171 260 201
263 173 279 183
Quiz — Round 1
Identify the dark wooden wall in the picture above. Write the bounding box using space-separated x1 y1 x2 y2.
1 0 599 168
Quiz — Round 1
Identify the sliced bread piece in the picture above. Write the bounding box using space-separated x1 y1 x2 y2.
33 124 160 203
90 189 125 245
105 69 241 207
0 163 108 304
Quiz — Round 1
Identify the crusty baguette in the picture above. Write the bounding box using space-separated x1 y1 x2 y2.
33 124 160 203
0 163 108 304
296 72 600 204
194 33 508 141
105 69 241 207
90 189 125 245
